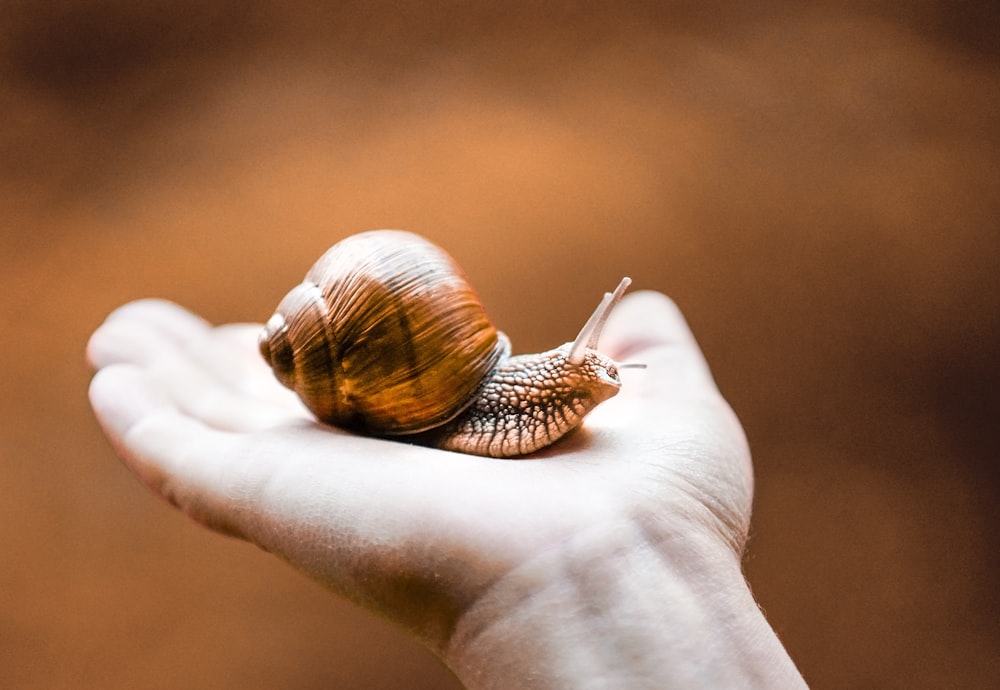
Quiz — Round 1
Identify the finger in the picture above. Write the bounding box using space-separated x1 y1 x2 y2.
89 363 257 536
183 324 306 406
90 301 309 431
152 357 309 432
89 363 209 495
139 323 308 432
90 364 170 441
87 299 211 369
599 290 719 399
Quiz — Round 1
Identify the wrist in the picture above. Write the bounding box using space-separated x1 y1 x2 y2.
444 517 804 689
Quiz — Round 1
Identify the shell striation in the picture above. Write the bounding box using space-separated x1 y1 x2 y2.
259 230 507 435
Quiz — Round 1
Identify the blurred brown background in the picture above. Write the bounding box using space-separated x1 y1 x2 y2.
2 1 998 688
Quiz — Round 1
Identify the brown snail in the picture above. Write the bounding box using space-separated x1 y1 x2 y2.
258 230 636 458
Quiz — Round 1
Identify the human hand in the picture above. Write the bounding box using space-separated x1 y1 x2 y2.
87 292 804 689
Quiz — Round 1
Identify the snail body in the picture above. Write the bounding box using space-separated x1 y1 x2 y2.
259 230 632 458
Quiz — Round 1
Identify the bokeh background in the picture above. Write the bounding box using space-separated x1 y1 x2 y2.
2 2 998 688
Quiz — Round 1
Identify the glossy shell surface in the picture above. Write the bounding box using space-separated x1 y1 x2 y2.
259 230 507 435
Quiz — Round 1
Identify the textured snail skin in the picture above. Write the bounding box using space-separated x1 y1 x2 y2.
424 346 621 458
259 230 628 458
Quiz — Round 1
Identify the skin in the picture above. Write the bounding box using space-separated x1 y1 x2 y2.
87 291 806 689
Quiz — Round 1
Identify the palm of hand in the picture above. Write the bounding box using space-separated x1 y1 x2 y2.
87 292 753 655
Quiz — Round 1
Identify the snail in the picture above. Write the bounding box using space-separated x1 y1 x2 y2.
258 230 637 458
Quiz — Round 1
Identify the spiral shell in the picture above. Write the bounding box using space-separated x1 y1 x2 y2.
259 230 508 435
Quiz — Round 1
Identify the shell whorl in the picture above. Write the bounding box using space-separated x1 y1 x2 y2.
259 230 508 435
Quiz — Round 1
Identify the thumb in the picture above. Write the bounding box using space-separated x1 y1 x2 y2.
600 290 719 401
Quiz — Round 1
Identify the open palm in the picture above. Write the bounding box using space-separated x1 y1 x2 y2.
87 291 762 685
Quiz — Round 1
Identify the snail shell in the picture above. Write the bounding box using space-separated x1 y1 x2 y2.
258 230 508 435
259 230 631 458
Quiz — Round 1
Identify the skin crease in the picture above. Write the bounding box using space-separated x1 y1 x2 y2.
86 290 807 689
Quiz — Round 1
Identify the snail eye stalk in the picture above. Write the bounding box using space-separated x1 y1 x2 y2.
567 277 631 365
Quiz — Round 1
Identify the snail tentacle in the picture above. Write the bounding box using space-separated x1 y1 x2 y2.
567 276 631 365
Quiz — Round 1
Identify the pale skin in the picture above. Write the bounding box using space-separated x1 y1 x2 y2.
87 291 807 689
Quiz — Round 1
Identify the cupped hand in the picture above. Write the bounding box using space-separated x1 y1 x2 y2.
86 292 755 663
